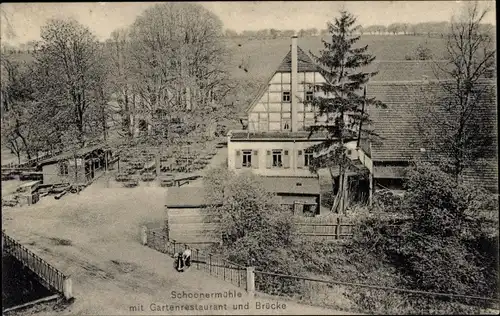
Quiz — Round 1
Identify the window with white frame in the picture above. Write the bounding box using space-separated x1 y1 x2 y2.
242 150 252 167
304 149 314 167
272 150 283 167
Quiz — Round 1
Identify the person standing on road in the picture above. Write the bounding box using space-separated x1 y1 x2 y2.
182 248 192 268
174 252 184 272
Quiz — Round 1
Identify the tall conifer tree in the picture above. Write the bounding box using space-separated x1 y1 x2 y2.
306 11 385 213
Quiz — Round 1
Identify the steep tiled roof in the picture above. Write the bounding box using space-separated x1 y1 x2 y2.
366 80 496 162
365 82 426 161
365 80 497 191
462 159 498 192
276 46 321 72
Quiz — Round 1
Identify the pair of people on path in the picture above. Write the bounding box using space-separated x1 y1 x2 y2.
174 248 191 272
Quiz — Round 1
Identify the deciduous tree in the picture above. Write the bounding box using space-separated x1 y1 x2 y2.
33 18 108 147
106 28 136 142
419 1 496 181
127 2 230 142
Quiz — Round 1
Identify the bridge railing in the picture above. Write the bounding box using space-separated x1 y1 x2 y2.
2 231 73 299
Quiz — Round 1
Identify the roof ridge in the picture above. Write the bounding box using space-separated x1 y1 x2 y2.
368 78 496 85
373 60 449 63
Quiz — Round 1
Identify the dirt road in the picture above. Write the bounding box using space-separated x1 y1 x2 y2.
2 171 357 315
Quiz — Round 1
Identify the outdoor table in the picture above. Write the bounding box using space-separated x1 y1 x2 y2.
123 179 138 188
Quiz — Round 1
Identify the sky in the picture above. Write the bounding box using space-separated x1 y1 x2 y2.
0 1 496 46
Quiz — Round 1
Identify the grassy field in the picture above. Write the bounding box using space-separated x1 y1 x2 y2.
224 35 447 80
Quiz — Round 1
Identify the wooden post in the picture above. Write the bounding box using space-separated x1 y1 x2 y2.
63 277 73 299
343 174 349 215
105 150 108 172
141 226 147 245
74 155 80 195
246 267 255 296
369 172 374 207
338 173 344 214
196 249 199 269
156 149 160 184
336 217 341 239
74 155 78 187
209 254 212 275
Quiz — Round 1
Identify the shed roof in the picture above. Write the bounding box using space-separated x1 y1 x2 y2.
38 144 107 166
165 187 222 208
260 176 321 195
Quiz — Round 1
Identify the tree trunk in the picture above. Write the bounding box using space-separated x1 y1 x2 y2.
124 90 131 140
131 93 136 139
102 102 107 142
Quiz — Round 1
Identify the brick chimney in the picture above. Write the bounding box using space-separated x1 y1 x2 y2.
291 36 298 132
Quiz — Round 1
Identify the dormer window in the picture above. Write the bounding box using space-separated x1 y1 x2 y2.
282 91 291 102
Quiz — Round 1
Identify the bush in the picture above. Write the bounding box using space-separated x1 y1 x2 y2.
348 161 499 312
372 189 403 212
204 169 307 295
416 43 433 60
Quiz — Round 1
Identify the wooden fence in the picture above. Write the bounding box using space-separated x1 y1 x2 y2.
167 208 221 247
144 227 247 290
166 208 354 245
2 231 73 299
294 216 355 241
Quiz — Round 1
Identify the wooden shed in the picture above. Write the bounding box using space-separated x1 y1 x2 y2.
260 176 321 216
37 145 113 185
165 187 223 249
